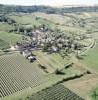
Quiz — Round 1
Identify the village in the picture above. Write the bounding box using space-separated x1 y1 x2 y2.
8 24 91 63
0 3 98 100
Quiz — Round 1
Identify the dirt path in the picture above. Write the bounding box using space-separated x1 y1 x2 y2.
79 39 96 56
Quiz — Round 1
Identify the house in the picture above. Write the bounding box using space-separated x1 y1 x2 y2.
57 43 63 48
15 42 23 51
22 49 32 58
35 29 42 34
28 55 36 62
10 45 16 50
52 46 59 52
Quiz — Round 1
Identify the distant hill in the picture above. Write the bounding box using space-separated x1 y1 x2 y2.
0 4 98 14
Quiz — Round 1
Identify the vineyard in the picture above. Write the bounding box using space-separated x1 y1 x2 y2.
0 52 90 99
0 5 98 100
0 53 46 98
26 84 84 100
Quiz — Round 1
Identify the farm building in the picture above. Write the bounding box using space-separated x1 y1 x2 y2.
51 46 59 52
22 49 32 58
28 55 36 62
10 45 16 50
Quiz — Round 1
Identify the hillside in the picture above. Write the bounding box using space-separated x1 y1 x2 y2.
0 4 98 100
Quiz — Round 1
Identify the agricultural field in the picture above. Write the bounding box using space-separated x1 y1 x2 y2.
80 42 98 72
0 32 22 49
0 4 98 100
62 31 98 100
33 50 70 72
0 53 45 97
79 32 98 72
32 12 98 31
63 73 98 100
0 23 14 31
0 51 88 99
25 84 84 100
8 14 56 29
7 13 86 32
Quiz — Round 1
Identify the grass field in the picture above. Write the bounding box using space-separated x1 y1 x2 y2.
0 23 14 31
32 12 71 25
62 74 98 100
0 32 22 49
33 51 70 72
81 43 98 71
8 14 56 29
32 12 86 32
80 32 98 72
8 13 86 32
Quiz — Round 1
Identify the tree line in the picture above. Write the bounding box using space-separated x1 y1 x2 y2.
0 4 98 14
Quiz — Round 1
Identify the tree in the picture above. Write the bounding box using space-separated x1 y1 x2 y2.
54 69 65 75
92 90 98 99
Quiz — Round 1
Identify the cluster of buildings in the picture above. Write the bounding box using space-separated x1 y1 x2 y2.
10 26 88 61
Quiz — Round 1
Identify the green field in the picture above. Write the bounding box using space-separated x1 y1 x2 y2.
26 84 84 100
33 51 70 72
8 13 87 32
8 14 56 29
81 43 98 71
34 12 86 32
0 32 22 49
80 32 98 72
0 23 14 31
0 7 98 100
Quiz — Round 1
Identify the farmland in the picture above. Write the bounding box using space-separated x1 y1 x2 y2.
0 32 22 49
8 14 56 29
0 23 14 31
80 32 98 72
26 84 84 100
33 50 70 72
0 53 45 97
0 4 98 100
0 51 87 99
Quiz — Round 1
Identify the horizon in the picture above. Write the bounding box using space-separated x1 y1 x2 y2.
0 0 98 7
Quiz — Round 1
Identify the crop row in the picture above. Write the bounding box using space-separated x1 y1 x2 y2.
0 54 45 98
26 84 84 100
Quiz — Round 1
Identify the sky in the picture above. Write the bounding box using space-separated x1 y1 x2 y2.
0 0 98 6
